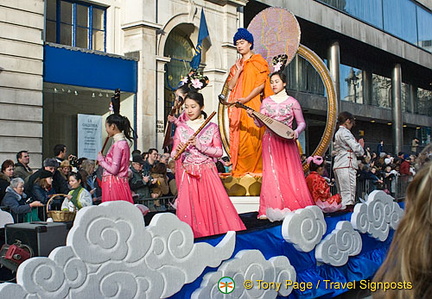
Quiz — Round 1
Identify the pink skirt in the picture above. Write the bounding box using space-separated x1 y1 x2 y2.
176 162 246 238
101 175 134 203
259 133 314 216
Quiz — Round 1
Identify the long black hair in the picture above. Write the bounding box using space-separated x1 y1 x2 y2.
176 84 191 96
106 114 134 142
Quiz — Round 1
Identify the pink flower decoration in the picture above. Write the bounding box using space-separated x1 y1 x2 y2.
274 62 282 72
181 76 189 85
191 78 203 89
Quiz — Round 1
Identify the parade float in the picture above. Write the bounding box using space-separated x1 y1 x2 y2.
0 190 403 298
0 8 403 298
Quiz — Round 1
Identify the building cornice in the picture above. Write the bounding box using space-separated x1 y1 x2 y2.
122 21 163 31
205 0 248 7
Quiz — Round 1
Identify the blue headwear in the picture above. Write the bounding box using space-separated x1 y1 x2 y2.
233 28 254 49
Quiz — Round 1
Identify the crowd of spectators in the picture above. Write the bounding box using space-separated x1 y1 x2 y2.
1 141 430 222
0 145 180 222
354 144 430 200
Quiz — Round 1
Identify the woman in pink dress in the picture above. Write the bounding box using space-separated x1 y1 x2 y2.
171 92 246 237
249 70 314 219
97 113 134 203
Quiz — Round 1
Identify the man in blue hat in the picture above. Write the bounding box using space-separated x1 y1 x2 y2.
226 28 273 177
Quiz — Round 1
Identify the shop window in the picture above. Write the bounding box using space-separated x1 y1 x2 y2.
163 26 195 122
417 6 432 52
340 65 363 104
43 83 134 158
285 54 325 96
317 0 431 52
417 87 432 117
383 0 417 45
45 0 106 51
372 74 391 108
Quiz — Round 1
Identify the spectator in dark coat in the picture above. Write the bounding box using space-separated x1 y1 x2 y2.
14 150 33 180
129 155 152 200
32 170 56 204
25 158 69 199
2 178 43 223
0 160 15 201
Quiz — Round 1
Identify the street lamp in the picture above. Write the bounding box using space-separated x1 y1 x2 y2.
345 67 359 103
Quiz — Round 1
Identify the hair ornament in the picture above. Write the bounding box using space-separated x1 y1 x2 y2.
306 156 324 166
271 54 288 73
178 69 209 91
109 88 121 115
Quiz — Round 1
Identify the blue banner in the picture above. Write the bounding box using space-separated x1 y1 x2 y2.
44 45 137 93
190 9 209 70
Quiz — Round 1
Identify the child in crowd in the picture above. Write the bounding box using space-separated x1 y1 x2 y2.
305 156 342 213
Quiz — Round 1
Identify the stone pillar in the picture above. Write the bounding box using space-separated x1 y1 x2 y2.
328 41 341 113
392 64 403 154
362 70 373 106
409 84 417 114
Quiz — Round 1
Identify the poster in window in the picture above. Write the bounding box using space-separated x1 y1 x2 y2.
78 114 102 160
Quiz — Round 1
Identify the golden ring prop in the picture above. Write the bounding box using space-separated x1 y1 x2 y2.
218 44 337 171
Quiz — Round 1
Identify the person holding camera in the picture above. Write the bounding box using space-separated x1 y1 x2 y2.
129 155 157 207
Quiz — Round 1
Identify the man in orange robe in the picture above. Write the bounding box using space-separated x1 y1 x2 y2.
227 28 273 177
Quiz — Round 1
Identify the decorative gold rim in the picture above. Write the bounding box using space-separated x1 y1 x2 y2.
218 44 338 171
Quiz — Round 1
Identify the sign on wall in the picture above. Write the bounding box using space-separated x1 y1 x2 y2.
78 114 103 160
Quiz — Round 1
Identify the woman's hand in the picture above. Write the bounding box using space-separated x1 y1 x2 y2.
176 142 185 152
358 138 365 148
187 137 196 147
30 201 44 208
288 129 298 139
246 109 254 117
66 195 72 199
167 115 176 123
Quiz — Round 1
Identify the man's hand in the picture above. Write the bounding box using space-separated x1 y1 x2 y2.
235 58 243 73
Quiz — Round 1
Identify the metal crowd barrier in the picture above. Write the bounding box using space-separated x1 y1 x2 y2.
135 195 176 212
329 176 408 203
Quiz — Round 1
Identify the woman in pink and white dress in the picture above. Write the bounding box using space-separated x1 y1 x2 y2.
97 113 134 204
172 92 246 237
249 70 314 220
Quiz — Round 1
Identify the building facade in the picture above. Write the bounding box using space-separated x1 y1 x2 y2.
247 0 431 155
1 0 431 167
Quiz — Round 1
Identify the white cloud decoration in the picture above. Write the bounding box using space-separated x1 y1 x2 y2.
0 202 236 298
315 221 362 266
282 205 327 252
192 250 296 298
351 190 404 241
266 208 291 222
